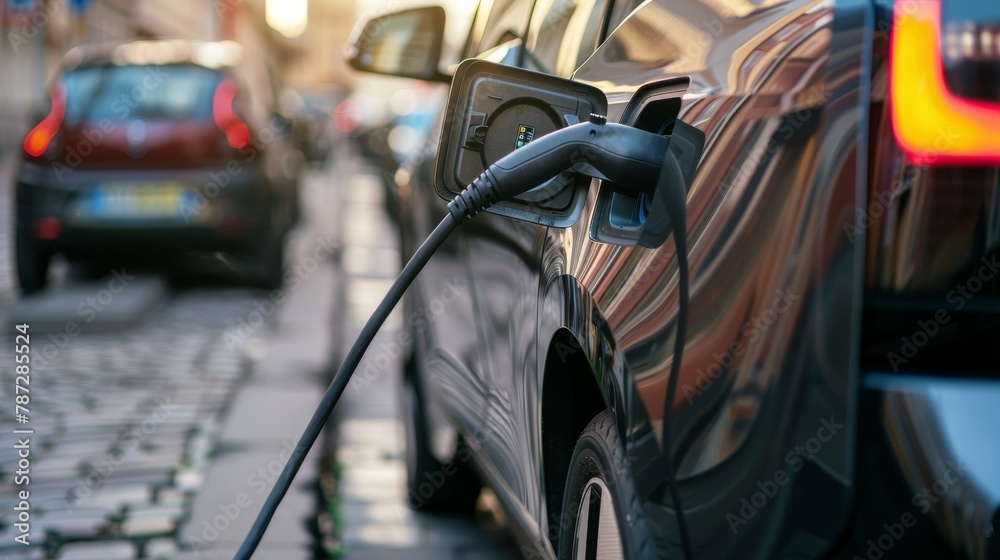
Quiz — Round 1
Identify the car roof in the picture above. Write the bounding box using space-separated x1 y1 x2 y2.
61 40 244 72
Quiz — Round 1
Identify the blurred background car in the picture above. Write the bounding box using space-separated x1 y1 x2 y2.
281 86 346 166
14 40 303 293
343 82 444 222
342 87 395 169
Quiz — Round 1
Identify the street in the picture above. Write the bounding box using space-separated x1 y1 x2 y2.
0 145 521 559
2 0 997 557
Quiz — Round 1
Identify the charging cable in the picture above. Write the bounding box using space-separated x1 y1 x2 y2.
652 145 695 560
236 119 692 559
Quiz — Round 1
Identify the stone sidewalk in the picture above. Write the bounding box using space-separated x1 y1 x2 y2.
174 159 346 559
330 166 522 560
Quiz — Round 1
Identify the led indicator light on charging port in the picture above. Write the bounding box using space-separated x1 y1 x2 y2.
515 125 535 150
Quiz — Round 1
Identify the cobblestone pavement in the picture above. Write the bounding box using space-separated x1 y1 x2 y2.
0 150 338 558
1 290 250 559
0 153 19 303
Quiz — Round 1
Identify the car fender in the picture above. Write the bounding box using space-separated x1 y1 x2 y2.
537 271 668 501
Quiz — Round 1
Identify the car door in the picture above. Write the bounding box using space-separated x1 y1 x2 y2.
461 0 616 541
443 0 535 481
402 0 536 470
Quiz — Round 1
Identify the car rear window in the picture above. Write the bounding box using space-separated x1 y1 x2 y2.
62 64 221 125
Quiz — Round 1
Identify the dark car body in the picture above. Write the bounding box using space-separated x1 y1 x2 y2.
364 0 1000 558
15 40 301 291
285 88 344 165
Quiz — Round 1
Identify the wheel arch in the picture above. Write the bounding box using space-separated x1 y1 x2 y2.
537 274 667 548
540 327 607 547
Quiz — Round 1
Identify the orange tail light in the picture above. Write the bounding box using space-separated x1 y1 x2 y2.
889 0 1000 165
23 82 66 158
213 78 251 149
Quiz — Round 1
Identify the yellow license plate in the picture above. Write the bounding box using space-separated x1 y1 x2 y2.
92 183 187 217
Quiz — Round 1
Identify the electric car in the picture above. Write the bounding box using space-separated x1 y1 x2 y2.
348 1 1000 558
15 40 301 292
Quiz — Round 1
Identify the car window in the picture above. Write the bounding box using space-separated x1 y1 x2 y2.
525 0 611 76
573 0 612 68
606 0 647 33
62 64 219 124
467 0 533 57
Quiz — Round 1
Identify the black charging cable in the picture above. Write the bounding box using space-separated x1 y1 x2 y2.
234 146 510 560
237 120 692 559
234 213 459 559
654 147 695 560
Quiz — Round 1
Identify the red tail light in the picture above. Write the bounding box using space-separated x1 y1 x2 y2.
34 217 62 240
333 99 360 133
23 82 66 158
889 0 1000 165
212 78 251 149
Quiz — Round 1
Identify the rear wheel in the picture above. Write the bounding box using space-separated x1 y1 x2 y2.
289 185 302 226
247 206 286 289
16 228 52 295
401 352 481 513
558 410 661 560
249 237 284 289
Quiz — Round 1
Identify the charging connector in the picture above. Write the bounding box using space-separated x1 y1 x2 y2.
449 118 670 222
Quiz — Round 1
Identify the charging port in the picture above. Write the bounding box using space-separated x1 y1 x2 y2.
591 92 685 246
608 188 650 230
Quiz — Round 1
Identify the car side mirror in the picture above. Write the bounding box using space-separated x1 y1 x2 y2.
345 6 449 83
434 60 608 227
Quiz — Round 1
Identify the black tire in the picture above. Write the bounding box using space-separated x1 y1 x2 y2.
68 259 110 280
290 191 301 226
247 204 286 290
401 353 481 513
16 228 52 295
251 235 284 290
288 183 302 227
557 410 662 560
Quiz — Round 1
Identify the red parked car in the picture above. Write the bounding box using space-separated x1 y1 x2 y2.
15 40 302 292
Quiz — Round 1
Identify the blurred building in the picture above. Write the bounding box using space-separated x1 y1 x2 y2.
283 0 356 91
0 0 356 155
